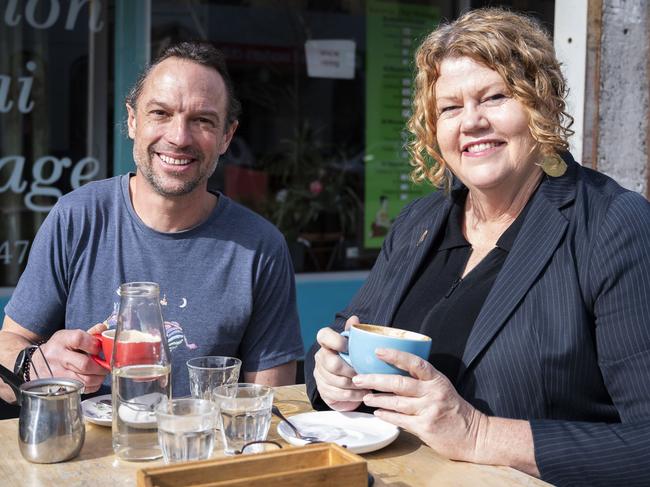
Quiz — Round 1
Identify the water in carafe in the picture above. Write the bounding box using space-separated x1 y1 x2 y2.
111 282 172 461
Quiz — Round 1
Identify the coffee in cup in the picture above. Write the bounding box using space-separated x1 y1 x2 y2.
339 323 432 375
91 329 162 369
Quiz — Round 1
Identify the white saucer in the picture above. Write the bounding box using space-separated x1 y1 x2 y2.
276 411 399 454
82 394 112 427
116 392 163 429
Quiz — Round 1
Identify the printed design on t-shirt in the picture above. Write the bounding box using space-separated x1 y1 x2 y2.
160 294 198 352
104 302 119 328
164 321 198 351
102 292 198 352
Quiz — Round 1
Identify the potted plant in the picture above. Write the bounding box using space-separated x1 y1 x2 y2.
263 123 361 270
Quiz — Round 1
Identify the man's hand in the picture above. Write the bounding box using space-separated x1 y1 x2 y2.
313 315 370 411
87 322 108 336
30 325 109 393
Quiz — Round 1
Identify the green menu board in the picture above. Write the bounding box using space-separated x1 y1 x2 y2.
364 0 439 249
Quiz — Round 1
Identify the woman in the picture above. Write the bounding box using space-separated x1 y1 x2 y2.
304 8 650 486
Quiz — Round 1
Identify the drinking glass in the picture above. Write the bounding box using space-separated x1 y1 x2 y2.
156 398 216 464
186 356 242 400
212 383 274 455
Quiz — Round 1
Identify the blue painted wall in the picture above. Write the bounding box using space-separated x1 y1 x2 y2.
113 0 150 176
294 272 366 354
0 297 8 322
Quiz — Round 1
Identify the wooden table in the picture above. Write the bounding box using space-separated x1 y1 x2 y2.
0 385 551 487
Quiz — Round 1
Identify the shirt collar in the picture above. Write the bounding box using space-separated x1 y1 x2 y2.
438 188 470 250
438 183 539 252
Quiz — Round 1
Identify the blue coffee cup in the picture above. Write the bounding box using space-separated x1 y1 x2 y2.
338 323 432 375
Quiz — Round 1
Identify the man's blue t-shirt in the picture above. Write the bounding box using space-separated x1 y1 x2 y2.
6 175 304 396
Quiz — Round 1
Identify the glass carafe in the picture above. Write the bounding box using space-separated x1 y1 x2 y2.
111 282 171 461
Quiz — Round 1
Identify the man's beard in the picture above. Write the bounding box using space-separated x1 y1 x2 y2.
134 145 218 197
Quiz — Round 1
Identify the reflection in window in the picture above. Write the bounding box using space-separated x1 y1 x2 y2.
0 1 109 286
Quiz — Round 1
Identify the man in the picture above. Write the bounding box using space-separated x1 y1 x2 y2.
0 41 303 403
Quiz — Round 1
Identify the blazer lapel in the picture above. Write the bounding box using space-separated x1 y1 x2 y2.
382 193 452 324
458 157 578 381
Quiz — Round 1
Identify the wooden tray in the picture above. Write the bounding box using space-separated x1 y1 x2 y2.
137 443 368 487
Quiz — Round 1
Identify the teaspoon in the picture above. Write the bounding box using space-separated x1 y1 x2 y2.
271 405 321 443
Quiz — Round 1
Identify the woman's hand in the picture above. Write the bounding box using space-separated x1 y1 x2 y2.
352 348 488 463
313 315 370 411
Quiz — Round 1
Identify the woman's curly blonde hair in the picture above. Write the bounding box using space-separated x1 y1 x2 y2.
407 8 574 189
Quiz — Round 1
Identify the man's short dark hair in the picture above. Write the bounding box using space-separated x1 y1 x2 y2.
126 41 241 127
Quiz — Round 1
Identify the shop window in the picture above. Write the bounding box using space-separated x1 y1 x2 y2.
0 0 110 287
151 0 459 273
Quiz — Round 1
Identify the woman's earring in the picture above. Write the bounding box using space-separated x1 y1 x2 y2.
540 154 567 177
